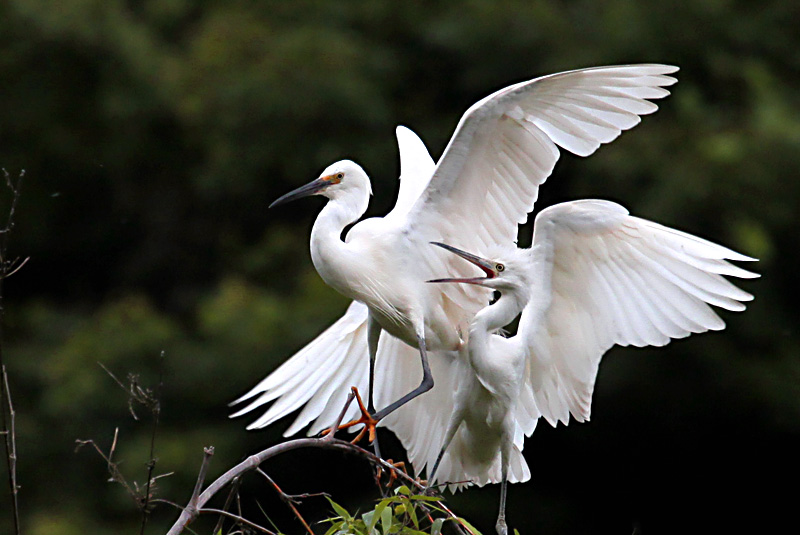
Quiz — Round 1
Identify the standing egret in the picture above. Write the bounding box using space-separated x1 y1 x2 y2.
424 199 757 535
231 65 680 441
426 246 535 535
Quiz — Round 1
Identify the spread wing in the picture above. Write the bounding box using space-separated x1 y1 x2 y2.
385 126 436 223
405 64 677 248
401 64 679 314
520 200 758 426
229 301 371 434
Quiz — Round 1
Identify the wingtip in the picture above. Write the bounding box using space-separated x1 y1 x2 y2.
652 64 680 74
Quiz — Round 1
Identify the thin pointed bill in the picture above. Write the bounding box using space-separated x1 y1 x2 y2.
427 242 497 285
269 178 330 208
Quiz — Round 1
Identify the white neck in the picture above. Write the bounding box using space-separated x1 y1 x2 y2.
309 190 369 296
468 289 528 368
472 290 526 336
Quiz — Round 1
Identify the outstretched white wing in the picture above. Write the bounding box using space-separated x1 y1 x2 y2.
230 301 371 434
404 65 678 260
520 200 758 426
385 126 435 223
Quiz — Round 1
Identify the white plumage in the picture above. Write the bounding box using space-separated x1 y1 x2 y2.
521 200 757 426
230 65 685 485
427 200 756 534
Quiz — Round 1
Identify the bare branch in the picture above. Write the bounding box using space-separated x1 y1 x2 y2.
197 508 276 534
323 387 356 442
140 350 165 535
76 429 139 505
256 468 314 535
1 366 19 535
165 435 473 535
191 446 215 505
0 256 29 280
76 427 173 519
212 476 242 535
0 169 25 535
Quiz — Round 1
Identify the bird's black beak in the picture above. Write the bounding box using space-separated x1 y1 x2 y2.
427 242 497 285
269 177 331 208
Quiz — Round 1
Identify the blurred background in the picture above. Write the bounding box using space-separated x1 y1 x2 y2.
0 1 798 534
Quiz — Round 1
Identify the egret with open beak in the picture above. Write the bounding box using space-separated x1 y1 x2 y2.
423 199 757 535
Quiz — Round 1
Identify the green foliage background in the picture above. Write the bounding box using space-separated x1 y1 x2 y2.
0 1 797 533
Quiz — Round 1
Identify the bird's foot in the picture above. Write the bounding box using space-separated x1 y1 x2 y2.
320 386 378 444
377 459 407 488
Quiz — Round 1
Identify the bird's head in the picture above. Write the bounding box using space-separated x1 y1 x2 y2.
269 160 372 208
428 242 531 295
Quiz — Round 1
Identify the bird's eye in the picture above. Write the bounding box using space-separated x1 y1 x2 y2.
336 173 344 179
496 263 505 272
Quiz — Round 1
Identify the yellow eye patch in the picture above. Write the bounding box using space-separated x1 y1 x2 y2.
322 173 343 184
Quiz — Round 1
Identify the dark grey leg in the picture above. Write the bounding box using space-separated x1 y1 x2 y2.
371 332 433 421
496 450 509 535
366 314 382 458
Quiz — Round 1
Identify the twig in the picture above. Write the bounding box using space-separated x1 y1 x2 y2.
256 468 315 535
1 257 28 280
0 169 25 535
165 436 473 535
139 351 165 535
321 387 356 442
76 429 139 505
197 508 276 534
212 476 241 535
191 446 215 505
1 366 19 534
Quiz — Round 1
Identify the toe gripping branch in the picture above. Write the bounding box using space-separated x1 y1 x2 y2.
321 386 379 445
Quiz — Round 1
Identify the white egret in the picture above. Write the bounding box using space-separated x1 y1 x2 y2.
426 246 535 535
231 65 680 442
424 199 757 534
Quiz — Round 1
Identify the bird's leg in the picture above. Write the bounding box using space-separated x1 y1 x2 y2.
320 316 384 451
428 449 446 487
371 330 433 421
426 408 463 493
366 315 381 414
496 449 509 535
366 315 382 458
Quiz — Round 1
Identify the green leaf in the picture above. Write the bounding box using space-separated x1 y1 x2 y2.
362 510 376 532
395 485 411 496
456 517 484 535
323 520 345 535
409 494 442 502
326 496 353 522
406 499 419 528
380 503 393 534
370 499 391 532
431 518 445 535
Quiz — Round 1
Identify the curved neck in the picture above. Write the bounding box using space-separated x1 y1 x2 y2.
468 290 526 362
472 291 525 338
309 192 369 295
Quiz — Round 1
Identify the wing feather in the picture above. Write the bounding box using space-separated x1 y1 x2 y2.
385 126 436 223
522 200 757 424
401 65 677 320
229 301 370 431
